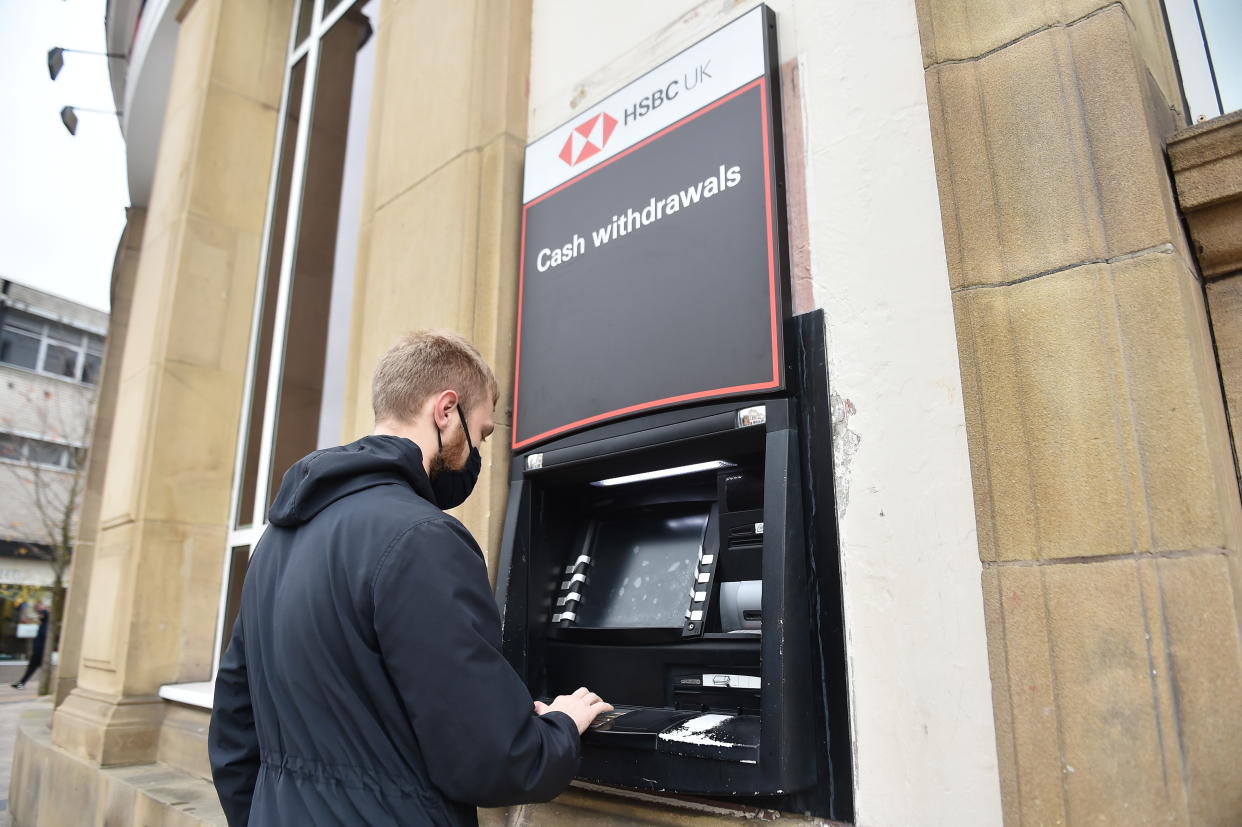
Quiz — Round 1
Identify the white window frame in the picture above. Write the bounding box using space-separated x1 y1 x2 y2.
0 307 104 386
0 429 86 472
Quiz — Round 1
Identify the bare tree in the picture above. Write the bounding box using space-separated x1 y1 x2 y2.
0 382 93 695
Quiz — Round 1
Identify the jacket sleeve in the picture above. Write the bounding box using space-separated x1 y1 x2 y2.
373 518 580 807
208 615 260 826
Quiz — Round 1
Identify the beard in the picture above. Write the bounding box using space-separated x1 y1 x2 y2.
429 424 469 479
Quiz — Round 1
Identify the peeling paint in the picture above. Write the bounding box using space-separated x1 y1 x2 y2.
829 391 860 522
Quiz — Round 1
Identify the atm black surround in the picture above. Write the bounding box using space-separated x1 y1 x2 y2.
495 313 853 819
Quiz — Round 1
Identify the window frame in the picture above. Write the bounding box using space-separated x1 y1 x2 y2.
207 0 377 684
0 429 86 472
1162 0 1235 122
0 308 105 386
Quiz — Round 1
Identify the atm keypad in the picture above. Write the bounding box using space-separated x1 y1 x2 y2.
683 544 717 636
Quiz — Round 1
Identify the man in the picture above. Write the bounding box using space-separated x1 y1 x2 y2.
209 331 611 826
10 603 49 690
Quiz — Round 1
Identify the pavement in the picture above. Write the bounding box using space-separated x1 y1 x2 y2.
0 681 45 825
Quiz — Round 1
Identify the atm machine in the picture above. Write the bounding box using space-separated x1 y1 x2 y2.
495 314 851 817
497 6 851 818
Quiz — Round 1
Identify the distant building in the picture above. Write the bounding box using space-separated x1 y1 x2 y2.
0 280 106 660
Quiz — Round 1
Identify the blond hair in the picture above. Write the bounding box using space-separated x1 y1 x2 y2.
371 330 498 424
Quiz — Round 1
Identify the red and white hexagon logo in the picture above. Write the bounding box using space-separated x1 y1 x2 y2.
557 112 619 166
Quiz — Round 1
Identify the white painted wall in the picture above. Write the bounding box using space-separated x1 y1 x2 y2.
528 2 1002 824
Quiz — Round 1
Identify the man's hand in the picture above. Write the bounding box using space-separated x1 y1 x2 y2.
534 687 613 735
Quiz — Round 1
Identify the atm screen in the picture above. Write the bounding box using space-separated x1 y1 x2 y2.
575 509 708 628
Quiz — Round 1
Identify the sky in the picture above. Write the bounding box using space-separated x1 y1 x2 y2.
0 0 128 313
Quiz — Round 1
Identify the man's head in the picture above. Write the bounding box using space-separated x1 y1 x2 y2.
371 330 498 487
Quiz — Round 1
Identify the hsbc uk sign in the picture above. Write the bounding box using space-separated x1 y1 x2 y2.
514 5 786 450
523 9 768 201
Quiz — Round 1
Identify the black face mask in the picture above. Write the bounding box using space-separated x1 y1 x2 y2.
430 405 481 510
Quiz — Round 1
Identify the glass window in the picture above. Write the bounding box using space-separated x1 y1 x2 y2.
45 321 82 346
43 344 79 379
265 18 365 512
1165 0 1242 120
219 545 251 659
3 311 42 334
0 434 20 462
26 439 66 468
221 0 378 668
1199 0 1241 113
81 352 102 385
0 329 39 370
0 309 100 383
295 0 315 46
236 58 308 530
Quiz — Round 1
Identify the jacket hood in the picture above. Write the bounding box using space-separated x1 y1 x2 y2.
267 435 436 527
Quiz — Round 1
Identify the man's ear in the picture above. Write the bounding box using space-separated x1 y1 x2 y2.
431 389 459 428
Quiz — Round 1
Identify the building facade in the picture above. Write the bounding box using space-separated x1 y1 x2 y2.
9 0 1242 825
0 281 105 667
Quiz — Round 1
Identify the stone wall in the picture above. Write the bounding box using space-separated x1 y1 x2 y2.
919 1 1242 823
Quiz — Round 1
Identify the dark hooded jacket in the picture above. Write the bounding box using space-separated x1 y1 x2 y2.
208 435 579 826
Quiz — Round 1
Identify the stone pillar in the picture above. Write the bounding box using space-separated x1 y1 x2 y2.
340 0 532 570
919 1 1242 823
53 208 145 707
51 0 292 765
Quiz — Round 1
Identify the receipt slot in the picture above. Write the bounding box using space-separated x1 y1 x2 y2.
495 313 852 818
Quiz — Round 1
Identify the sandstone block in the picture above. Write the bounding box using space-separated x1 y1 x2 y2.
372 0 481 208
954 263 1143 561
1167 109 1242 212
473 134 526 426
214 0 293 107
1146 553 1242 825
1206 274 1242 491
954 251 1241 562
1109 252 1242 554
362 152 481 360
928 7 1184 290
917 0 1180 109
1182 198 1242 280
191 87 280 233
1042 558 1184 823
989 566 1068 825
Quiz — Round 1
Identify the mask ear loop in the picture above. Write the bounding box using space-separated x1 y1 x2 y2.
434 397 469 457
456 405 474 451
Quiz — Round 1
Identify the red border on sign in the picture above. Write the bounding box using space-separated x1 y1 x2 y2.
512 77 779 451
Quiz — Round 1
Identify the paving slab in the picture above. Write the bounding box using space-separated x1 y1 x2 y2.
0 684 45 826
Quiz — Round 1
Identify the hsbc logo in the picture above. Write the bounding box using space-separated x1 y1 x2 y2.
558 112 618 166
555 62 715 169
